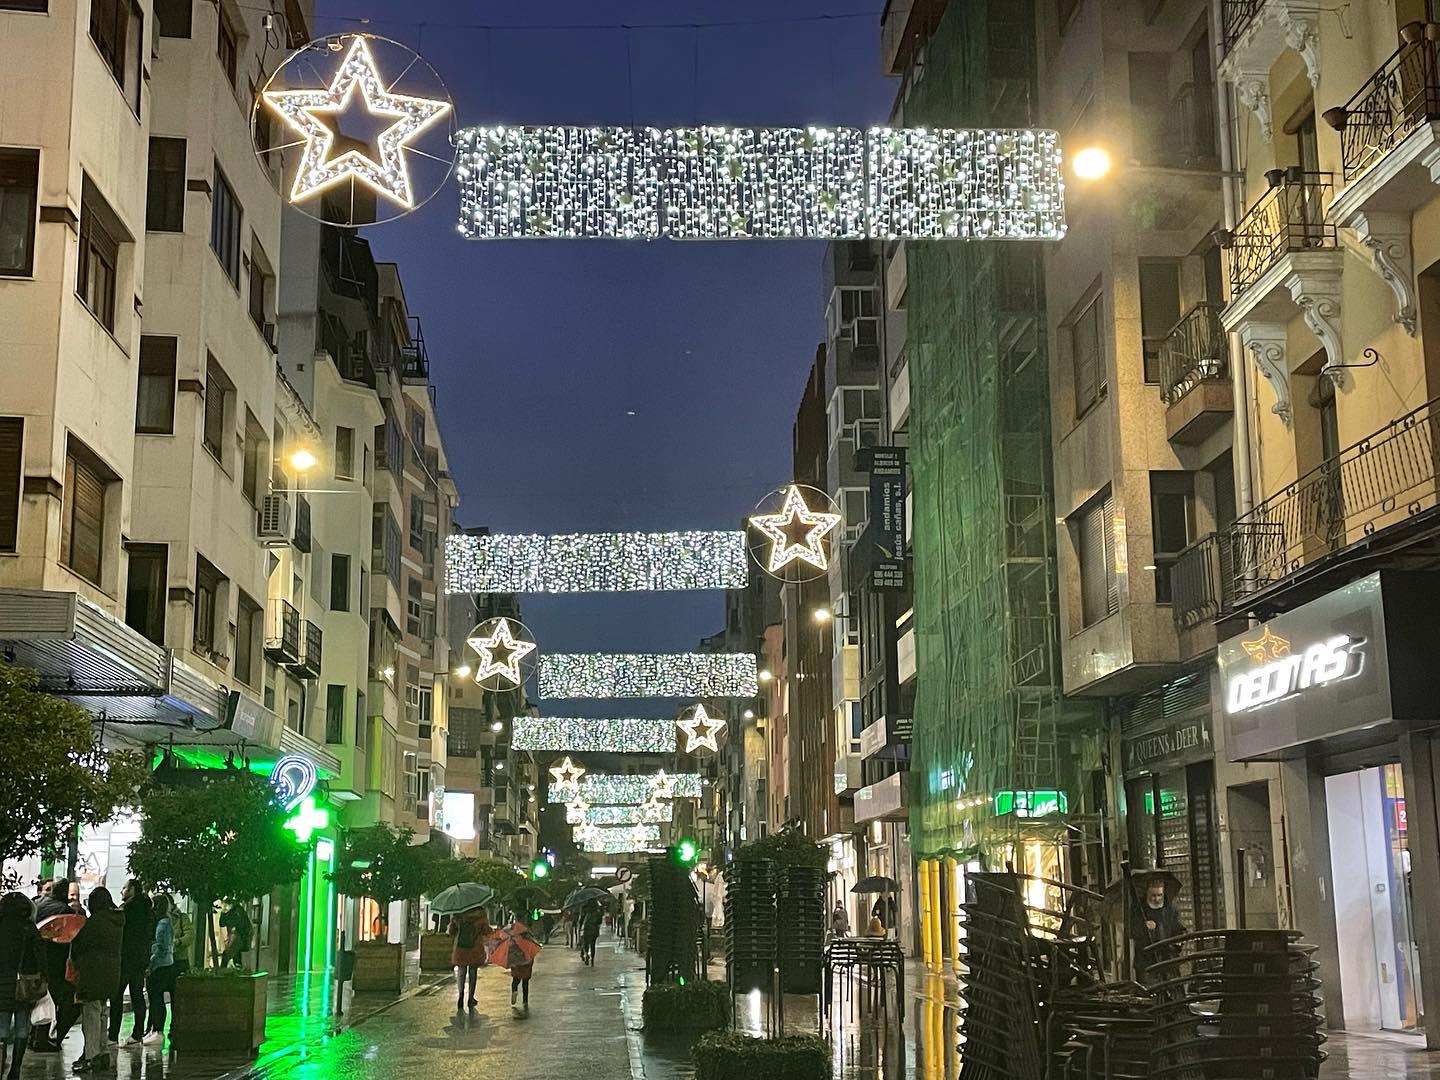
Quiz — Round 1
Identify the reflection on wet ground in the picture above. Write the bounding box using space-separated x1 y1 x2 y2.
16 935 1440 1079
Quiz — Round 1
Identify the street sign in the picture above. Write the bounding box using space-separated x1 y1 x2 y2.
616 865 633 883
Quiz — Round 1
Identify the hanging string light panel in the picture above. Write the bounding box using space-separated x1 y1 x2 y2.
445 531 747 593
456 125 1065 240
538 653 758 699
548 772 703 804
511 716 676 754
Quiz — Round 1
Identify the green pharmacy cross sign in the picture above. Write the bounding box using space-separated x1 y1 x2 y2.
285 796 331 844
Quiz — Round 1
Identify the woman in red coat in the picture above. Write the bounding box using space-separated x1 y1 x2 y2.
449 909 493 1011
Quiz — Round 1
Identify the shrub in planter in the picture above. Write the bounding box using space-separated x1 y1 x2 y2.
330 825 436 992
692 1032 831 1080
642 980 731 1033
170 968 267 1052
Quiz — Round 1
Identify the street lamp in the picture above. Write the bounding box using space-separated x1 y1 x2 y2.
491 720 504 733
1071 146 1112 181
758 669 773 683
453 664 472 679
812 608 832 623
288 447 319 472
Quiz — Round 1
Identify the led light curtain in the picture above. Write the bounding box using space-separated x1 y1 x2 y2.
457 125 1065 240
538 652 758 699
446 531 747 593
511 716 675 754
549 773 703 804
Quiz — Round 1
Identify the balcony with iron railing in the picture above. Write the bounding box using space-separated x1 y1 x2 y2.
264 598 301 664
1326 26 1440 185
400 315 429 380
289 619 323 679
1221 0 1265 49
1223 171 1336 298
1158 302 1232 445
1172 395 1440 628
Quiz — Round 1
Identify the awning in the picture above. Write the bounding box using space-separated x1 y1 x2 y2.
0 589 336 775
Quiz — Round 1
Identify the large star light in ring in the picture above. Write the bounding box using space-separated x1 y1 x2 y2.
261 35 452 212
466 617 538 692
676 703 727 754
749 483 843 579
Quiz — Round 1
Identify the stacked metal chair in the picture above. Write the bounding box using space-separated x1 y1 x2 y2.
1147 929 1324 1080
723 857 777 994
777 864 825 994
646 854 703 986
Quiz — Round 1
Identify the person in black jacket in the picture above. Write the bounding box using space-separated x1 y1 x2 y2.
107 881 151 1045
70 888 124 1073
0 891 43 1080
32 879 79 1052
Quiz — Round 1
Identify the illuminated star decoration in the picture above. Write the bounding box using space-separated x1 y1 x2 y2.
549 756 587 788
467 618 535 690
677 703 727 754
649 769 678 800
750 484 842 574
263 36 450 209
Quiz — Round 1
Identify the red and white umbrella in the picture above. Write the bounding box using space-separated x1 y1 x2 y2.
37 914 86 943
485 921 541 970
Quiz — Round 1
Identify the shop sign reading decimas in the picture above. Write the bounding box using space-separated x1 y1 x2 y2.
1224 632 1364 714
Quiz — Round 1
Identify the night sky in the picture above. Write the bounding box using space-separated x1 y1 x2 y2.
310 0 895 670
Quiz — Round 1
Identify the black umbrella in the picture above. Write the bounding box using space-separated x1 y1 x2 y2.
562 886 611 912
850 875 899 894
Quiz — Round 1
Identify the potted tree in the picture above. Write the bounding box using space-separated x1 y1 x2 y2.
128 767 307 1052
418 845 474 972
329 825 434 991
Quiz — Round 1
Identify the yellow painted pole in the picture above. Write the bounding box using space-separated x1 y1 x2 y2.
928 860 944 970
943 857 960 975
919 858 935 969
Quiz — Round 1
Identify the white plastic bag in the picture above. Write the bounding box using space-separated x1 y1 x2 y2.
30 991 56 1031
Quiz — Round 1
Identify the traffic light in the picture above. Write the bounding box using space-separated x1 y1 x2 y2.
530 857 551 880
674 838 700 868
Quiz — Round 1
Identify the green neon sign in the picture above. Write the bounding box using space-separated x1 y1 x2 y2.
284 796 331 844
993 789 1068 818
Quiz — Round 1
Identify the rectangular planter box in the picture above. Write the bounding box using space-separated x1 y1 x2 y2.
419 932 453 972
351 940 404 991
170 971 268 1053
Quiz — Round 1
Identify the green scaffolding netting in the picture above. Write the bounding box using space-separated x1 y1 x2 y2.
904 0 1102 861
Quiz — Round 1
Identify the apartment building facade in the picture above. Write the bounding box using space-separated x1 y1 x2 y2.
1163 0 1440 1041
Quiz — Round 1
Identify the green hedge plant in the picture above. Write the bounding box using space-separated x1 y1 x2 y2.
692 1032 830 1080
642 980 731 1032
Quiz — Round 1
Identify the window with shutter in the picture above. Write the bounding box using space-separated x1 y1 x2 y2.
1078 491 1118 628
203 356 232 464
1071 294 1104 418
62 443 110 586
136 337 177 434
0 417 21 551
77 200 119 331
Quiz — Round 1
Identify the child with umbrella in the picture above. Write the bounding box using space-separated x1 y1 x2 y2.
487 921 541 1011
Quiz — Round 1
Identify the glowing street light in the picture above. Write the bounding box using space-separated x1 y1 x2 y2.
288 448 319 472
1071 146 1111 181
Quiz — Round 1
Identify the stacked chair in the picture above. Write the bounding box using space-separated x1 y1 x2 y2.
723 857 777 994
777 865 825 994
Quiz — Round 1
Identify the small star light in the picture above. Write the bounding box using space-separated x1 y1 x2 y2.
750 484 842 574
263 36 451 208
649 769 678 800
677 703 727 754
467 618 535 689
549 756 587 787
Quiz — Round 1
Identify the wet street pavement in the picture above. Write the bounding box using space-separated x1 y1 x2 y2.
16 931 1440 1079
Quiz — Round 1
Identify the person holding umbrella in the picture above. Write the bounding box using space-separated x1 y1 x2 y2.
33 880 83 1053
1133 871 1186 983
449 906 493 1011
486 920 541 1011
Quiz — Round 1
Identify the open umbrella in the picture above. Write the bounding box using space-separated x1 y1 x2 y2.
851 876 899 894
486 920 541 970
36 913 86 943
429 881 496 915
562 886 610 912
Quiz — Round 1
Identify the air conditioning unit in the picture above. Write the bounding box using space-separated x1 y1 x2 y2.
256 494 292 543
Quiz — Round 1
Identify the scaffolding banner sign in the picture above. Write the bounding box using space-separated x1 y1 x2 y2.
863 446 908 591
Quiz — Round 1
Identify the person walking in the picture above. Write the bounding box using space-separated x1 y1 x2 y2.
108 881 151 1046
69 887 123 1073
829 900 850 939
143 895 176 1044
0 891 43 1080
579 902 602 966
218 899 252 968
449 908 492 1011
33 879 80 1052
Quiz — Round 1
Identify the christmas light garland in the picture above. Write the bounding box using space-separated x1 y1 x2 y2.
456 125 1065 240
511 716 676 754
538 653 758 699
575 823 662 853
548 772 703 804
585 803 673 825
445 531 747 593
